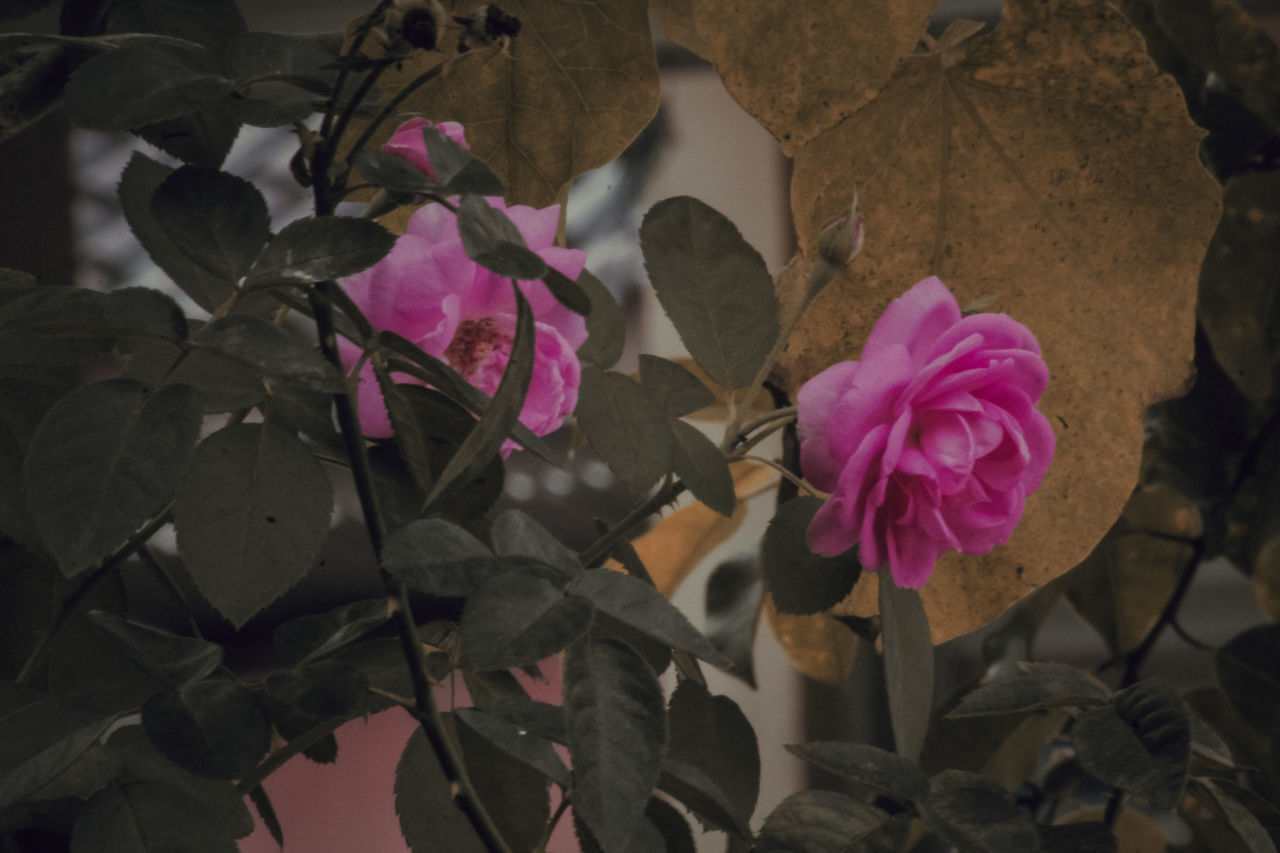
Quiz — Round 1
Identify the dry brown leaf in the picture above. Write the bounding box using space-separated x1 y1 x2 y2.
780 0 1221 644
613 461 777 597
356 0 659 208
762 594 856 686
648 0 709 58
683 0 936 155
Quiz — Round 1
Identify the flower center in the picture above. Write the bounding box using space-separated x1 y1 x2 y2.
444 317 511 379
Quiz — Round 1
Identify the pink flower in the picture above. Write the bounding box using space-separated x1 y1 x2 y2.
380 117 468 182
797 277 1054 589
342 120 587 453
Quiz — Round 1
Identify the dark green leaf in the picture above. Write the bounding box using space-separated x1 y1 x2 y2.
87 610 222 688
491 508 580 576
0 378 68 548
138 105 242 169
577 366 674 494
921 770 1039 853
224 31 341 82
456 715 549 851
421 125 505 196
265 661 368 719
246 784 284 849
461 669 529 708
541 267 593 316
0 695 112 810
455 706 569 788
785 742 928 804
456 195 549 280
63 42 232 131
482 699 567 745
1186 777 1277 853
639 355 715 418
190 315 344 392
666 681 759 830
70 781 238 853
26 740 121 802
166 346 266 412
141 679 270 778
577 270 625 370
350 149 437 195
1036 823 1116 853
564 637 667 853
229 95 316 128
395 728 486 853
762 496 862 614
571 569 729 667
0 268 37 289
174 422 333 627
756 790 888 853
151 166 270 288
382 517 511 597
273 598 390 666
24 380 200 577
1217 623 1280 731
704 556 763 687
642 798 696 853
947 662 1111 718
0 0 53 22
669 419 735 517
879 574 933 762
639 196 778 388
460 571 594 671
1073 681 1190 809
245 217 396 289
61 0 247 54
594 613 673 679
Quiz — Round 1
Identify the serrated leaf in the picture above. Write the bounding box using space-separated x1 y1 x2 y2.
564 636 667 853
70 781 238 853
382 517 512 597
921 770 1040 853
786 741 929 804
455 706 569 789
350 149 438 195
1073 681 1190 809
151 165 270 288
395 728 487 853
571 569 729 668
87 610 222 688
460 571 594 671
541 267 592 317
1186 777 1277 853
265 661 368 720
666 681 759 831
456 716 549 851
762 496 862 615
224 31 341 82
456 194 549 280
490 508 580 576
190 315 344 392
668 419 735 517
948 662 1112 718
174 422 332 627
421 125 505 197
577 366 674 494
757 790 888 853
63 42 232 131
577 270 625 370
244 217 395 289
273 598 389 666
141 679 270 779
24 380 201 577
246 784 284 848
1216 623 1280 732
0 695 112 810
879 575 932 762
639 355 716 418
640 196 778 389
704 556 763 687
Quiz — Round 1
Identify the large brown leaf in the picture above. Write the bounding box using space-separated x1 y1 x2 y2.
363 0 659 208
781 0 1221 643
665 0 937 155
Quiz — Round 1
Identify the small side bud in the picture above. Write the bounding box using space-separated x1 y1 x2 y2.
401 7 440 50
817 192 864 269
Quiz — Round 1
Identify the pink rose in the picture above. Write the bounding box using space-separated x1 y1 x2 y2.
797 277 1054 588
380 117 469 182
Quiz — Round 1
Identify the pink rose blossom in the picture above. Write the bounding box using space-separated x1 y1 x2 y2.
380 117 469 182
341 120 587 454
797 277 1054 589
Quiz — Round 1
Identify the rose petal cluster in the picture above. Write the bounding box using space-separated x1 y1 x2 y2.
340 120 587 453
797 277 1054 589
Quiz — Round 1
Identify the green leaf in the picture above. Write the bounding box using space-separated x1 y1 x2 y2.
762 496 862 614
1216 623 1280 731
920 770 1039 853
273 598 390 666
138 106 242 169
947 662 1112 718
456 716 549 851
541 267 593 316
70 781 238 853
61 0 247 54
642 798 697 853
87 610 222 688
1073 681 1190 809
265 661 368 720
246 784 284 849
455 706 569 789
141 678 270 779
224 31 341 83
0 268 37 289
421 125 505 197
395 728 487 853
639 196 778 388
350 149 438 195
174 422 333 627
1186 777 1277 853
244 217 396 289
666 681 759 831
382 517 513 597
669 419 735 517
639 355 715 418
490 508 580 576
785 742 929 804
879 574 933 762
756 790 888 853
151 165 271 288
564 636 667 853
24 380 200 577
577 270 625 370
570 569 730 667
1037 823 1116 853
0 694 112 810
456 195 550 280
703 556 763 687
189 315 344 392
577 366 674 494
63 42 233 131
460 571 594 671
425 288 535 507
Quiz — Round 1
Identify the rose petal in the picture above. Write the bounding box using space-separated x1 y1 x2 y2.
862 276 961 366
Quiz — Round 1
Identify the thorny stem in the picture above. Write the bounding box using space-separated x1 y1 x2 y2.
536 794 572 853
319 0 394 141
1117 536 1205 688
578 480 688 569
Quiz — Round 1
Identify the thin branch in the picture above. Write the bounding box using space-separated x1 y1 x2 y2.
1118 537 1205 688
236 716 347 794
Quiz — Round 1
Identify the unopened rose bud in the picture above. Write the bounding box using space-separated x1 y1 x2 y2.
401 7 440 50
817 194 864 269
